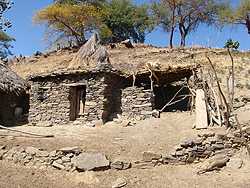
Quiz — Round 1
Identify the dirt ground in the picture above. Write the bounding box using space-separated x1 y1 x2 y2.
1 110 250 188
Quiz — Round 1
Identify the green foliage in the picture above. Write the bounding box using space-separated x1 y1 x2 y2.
34 2 106 45
218 0 250 34
35 0 154 45
0 0 14 60
151 1 171 32
152 0 227 47
101 0 154 43
224 39 240 50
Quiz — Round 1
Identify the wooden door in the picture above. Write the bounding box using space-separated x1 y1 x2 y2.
69 86 86 121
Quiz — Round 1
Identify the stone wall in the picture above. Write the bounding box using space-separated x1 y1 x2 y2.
121 87 154 120
29 73 157 125
29 80 71 125
29 73 111 125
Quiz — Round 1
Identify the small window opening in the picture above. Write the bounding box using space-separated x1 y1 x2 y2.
37 87 49 102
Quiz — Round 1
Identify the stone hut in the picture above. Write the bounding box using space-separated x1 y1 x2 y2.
11 35 201 126
28 67 192 125
0 63 30 126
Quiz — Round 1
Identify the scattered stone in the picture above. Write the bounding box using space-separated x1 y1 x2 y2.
61 156 71 163
211 143 224 151
58 146 82 154
227 158 243 169
152 110 160 118
25 147 39 156
55 159 63 165
198 132 215 138
142 151 162 162
180 139 194 148
112 177 127 188
233 101 245 109
52 161 65 170
72 152 110 171
198 155 229 174
36 150 49 157
193 138 203 145
111 160 131 170
49 150 57 157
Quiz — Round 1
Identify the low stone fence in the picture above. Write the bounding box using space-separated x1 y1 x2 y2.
1 127 248 173
0 145 131 172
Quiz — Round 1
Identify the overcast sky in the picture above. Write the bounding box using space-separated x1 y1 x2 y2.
5 0 250 56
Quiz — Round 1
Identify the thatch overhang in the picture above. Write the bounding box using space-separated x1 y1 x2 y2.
0 63 30 96
28 68 126 82
18 44 200 83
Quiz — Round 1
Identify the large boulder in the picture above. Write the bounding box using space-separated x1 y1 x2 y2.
71 152 110 171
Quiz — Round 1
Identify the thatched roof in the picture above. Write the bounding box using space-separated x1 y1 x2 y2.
9 40 250 80
0 63 29 95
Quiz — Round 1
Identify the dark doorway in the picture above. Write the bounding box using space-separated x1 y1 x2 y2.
0 92 29 126
154 84 190 112
69 85 86 121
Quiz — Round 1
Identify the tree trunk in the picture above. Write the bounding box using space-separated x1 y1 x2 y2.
179 24 187 47
169 6 176 49
246 15 250 34
169 26 174 48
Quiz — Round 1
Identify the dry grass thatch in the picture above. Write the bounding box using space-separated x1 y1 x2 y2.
0 63 29 95
9 42 250 80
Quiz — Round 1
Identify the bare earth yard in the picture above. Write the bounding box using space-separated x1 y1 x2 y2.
0 110 250 188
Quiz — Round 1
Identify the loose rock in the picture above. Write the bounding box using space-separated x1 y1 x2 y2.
72 152 110 171
227 158 243 169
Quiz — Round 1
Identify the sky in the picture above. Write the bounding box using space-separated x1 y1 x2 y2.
5 0 250 56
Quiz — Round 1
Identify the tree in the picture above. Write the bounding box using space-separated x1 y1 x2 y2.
152 0 226 47
0 0 14 60
219 0 250 35
34 2 106 46
35 0 154 46
152 0 179 48
101 0 155 43
54 0 106 7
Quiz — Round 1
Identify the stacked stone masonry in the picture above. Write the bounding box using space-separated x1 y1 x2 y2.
28 72 155 125
121 87 154 121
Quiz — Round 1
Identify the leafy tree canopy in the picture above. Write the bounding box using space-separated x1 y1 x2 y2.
152 0 227 47
34 2 106 46
0 0 14 60
101 0 155 43
219 0 250 34
34 0 154 46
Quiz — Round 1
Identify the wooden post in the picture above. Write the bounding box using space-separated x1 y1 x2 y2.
195 89 208 129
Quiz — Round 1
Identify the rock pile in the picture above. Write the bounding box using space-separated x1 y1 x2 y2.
134 129 249 172
1 128 249 174
164 131 246 165
0 145 114 172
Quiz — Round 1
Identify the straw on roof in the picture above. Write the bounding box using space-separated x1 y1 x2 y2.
0 63 29 95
